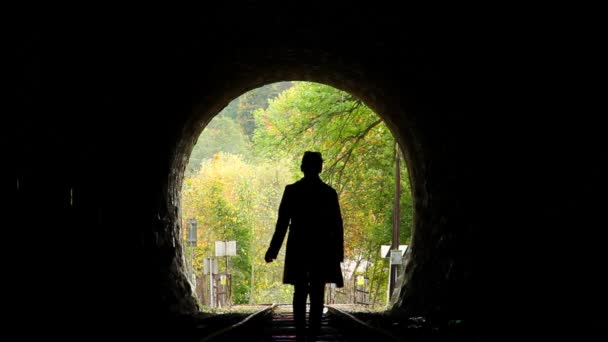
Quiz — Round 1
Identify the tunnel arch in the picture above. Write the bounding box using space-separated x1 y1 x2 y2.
180 80 412 305
166 49 439 316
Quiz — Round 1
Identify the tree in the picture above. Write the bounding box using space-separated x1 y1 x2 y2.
182 153 295 305
235 82 293 137
182 81 413 307
187 116 251 175
253 81 413 305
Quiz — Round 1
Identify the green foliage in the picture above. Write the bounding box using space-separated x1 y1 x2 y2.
235 81 293 138
182 153 294 305
182 81 412 307
187 116 251 176
253 81 413 304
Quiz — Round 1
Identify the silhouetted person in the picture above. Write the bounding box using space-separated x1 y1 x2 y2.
265 151 344 341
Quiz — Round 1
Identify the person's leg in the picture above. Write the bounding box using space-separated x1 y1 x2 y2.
292 281 309 338
308 279 326 338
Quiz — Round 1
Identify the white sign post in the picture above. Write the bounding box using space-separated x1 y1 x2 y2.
203 257 218 307
380 244 408 304
215 240 237 257
215 241 237 307
203 257 218 274
390 250 403 265
380 244 408 259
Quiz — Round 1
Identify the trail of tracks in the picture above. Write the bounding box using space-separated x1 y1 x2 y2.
201 304 402 342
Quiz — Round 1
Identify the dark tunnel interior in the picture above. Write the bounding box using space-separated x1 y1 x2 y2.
7 4 606 339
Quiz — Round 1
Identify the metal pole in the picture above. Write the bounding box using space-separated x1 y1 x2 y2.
390 142 401 301
226 247 229 306
387 264 391 304
190 245 194 284
250 261 255 304
250 225 255 304
209 258 214 308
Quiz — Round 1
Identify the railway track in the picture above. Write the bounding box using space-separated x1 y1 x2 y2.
200 304 403 342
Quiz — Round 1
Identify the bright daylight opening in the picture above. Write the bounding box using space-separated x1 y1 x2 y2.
180 81 412 312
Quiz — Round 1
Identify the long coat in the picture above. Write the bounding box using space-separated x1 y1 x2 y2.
266 176 344 288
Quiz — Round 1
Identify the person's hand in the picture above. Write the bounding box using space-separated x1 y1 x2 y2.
264 250 275 263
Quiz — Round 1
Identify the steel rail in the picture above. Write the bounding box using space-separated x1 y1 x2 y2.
326 305 403 342
200 303 278 342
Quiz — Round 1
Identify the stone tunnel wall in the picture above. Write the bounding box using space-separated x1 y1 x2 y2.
6 5 606 336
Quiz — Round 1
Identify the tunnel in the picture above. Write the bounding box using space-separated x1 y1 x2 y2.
7 4 606 339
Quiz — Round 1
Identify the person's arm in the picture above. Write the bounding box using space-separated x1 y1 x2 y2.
265 186 291 262
333 189 344 263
